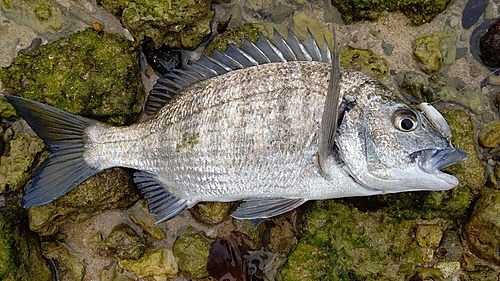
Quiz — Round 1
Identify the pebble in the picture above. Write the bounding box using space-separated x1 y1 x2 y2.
479 18 500 67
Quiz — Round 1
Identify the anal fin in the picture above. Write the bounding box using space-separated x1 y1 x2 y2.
133 171 187 223
231 198 306 220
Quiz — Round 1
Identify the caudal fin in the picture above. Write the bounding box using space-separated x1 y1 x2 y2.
4 95 101 207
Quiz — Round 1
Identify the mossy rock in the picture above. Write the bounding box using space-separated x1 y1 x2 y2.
172 226 212 279
97 0 214 50
0 206 52 281
103 224 146 260
413 34 443 74
0 28 143 126
331 0 451 26
41 242 85 281
204 23 269 56
340 46 389 78
28 168 140 236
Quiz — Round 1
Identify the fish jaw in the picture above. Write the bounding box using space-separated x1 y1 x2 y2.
410 148 468 187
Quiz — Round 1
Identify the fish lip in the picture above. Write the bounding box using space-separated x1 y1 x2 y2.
411 148 468 174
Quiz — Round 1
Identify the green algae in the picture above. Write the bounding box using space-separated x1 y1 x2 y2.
0 28 143 126
98 0 214 50
331 0 451 26
0 206 52 281
41 242 85 281
172 226 212 279
190 201 236 225
413 35 443 74
118 248 178 279
103 224 146 261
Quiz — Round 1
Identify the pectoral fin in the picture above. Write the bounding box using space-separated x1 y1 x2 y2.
133 171 188 223
231 198 306 220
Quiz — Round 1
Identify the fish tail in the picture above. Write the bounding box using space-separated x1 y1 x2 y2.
4 95 101 207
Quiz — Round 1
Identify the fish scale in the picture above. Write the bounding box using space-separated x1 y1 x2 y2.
4 29 467 222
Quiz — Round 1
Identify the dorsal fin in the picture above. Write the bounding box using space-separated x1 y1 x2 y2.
143 28 332 118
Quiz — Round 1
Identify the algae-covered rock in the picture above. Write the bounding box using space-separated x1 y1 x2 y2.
0 120 46 193
416 224 442 248
413 34 443 74
97 0 214 50
190 201 235 225
479 121 500 148
465 189 500 265
331 0 450 26
127 201 166 241
290 11 333 49
103 224 146 260
118 248 178 279
442 110 486 197
28 167 140 236
41 241 85 281
279 200 423 280
172 226 212 279
395 71 435 101
0 28 143 126
340 46 389 78
0 96 17 121
0 206 52 281
204 23 268 56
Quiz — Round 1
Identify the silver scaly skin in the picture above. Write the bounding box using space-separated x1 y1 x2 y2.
4 30 467 222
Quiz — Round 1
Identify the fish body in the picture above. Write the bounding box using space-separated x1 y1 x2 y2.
5 30 466 222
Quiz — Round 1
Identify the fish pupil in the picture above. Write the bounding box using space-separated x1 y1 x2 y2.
401 119 414 131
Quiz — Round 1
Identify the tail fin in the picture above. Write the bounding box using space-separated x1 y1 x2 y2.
4 95 101 207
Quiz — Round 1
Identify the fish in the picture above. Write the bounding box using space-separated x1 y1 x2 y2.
3 29 467 223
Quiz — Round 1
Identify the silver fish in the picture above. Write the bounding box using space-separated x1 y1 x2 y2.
4 30 467 222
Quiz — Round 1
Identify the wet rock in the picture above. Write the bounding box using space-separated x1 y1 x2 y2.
381 40 394 55
407 267 444 281
455 47 468 59
416 225 442 248
395 71 435 102
28 167 140 236
0 28 144 126
465 189 500 264
462 0 489 29
479 121 500 148
467 265 499 281
126 201 166 241
0 0 90 42
97 0 214 50
331 0 450 26
245 0 275 18
271 4 295 24
0 206 52 281
102 224 146 260
118 248 178 280
0 96 17 120
290 11 333 49
413 35 443 74
339 46 389 78
42 241 85 281
172 226 212 279
207 231 274 281
100 262 134 281
190 201 235 226
0 120 46 193
204 23 269 56
142 38 184 77
479 19 500 68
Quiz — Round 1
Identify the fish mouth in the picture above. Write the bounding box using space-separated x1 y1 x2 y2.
411 148 467 180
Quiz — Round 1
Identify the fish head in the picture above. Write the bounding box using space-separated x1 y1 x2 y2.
335 89 467 194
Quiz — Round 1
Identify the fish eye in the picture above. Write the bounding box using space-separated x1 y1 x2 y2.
392 109 419 132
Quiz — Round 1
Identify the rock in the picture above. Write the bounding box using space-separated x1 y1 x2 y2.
465 189 500 264
0 206 52 281
28 167 140 236
461 0 489 29
100 262 134 281
102 224 146 260
416 225 442 248
172 226 212 279
290 12 333 49
204 23 269 56
41 241 86 281
0 120 46 193
0 96 17 121
331 0 450 26
381 40 394 55
455 47 468 59
119 248 178 280
413 35 443 74
97 0 214 50
190 201 235 225
126 201 166 241
395 71 435 101
479 121 500 148
271 4 294 23
0 28 144 126
339 46 389 78
479 19 500 67
244 0 275 18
